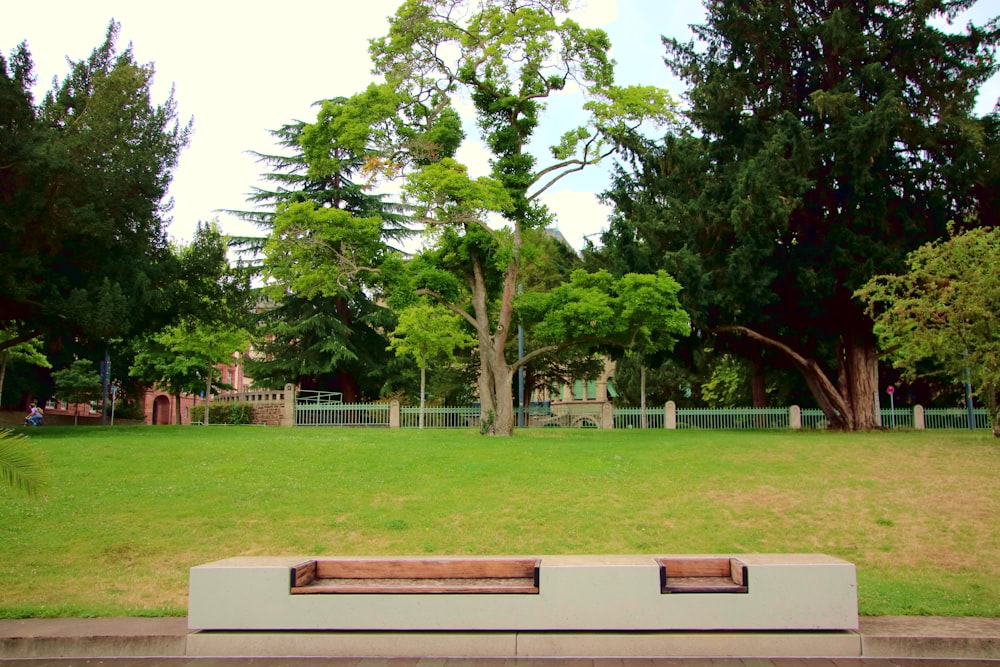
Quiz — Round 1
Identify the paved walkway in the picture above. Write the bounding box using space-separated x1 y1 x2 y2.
0 617 997 663
0 660 999 667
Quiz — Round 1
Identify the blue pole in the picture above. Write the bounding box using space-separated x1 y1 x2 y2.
518 323 525 428
517 285 524 428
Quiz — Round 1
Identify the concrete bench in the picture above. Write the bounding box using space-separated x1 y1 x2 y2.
189 553 856 635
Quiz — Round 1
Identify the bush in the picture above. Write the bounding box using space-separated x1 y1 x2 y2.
190 401 253 425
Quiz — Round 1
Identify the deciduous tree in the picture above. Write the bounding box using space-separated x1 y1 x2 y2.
51 359 101 425
857 225 1000 437
388 299 474 427
301 0 677 435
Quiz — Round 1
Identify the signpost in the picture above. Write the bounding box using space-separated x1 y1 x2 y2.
886 385 895 429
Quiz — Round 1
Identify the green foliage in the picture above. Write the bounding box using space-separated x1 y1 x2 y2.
263 203 387 301
130 321 248 424
51 360 102 423
520 269 690 355
0 328 51 408
597 0 1000 429
389 300 474 372
172 221 253 327
0 22 192 350
0 429 47 496
297 0 677 434
189 401 253 425
857 225 1000 435
700 354 752 409
611 353 698 408
238 112 405 400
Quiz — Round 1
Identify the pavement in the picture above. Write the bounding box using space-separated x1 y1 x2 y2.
0 616 998 663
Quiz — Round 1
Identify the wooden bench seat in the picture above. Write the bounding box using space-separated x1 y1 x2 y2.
291 558 540 594
657 557 748 594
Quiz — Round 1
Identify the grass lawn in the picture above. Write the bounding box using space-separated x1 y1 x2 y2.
0 425 997 619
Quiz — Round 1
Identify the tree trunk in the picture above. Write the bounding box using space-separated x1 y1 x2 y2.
837 325 879 431
640 363 648 429
717 324 879 431
488 361 515 436
175 394 182 425
204 370 212 426
0 353 7 409
985 385 999 438
750 359 768 408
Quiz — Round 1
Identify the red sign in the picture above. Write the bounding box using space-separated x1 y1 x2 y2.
886 386 895 395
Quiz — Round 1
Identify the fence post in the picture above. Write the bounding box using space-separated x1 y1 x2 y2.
665 401 676 429
601 402 613 429
913 404 925 430
390 400 400 429
789 405 801 430
281 384 296 427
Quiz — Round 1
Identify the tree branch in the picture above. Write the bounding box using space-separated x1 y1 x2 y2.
715 325 851 428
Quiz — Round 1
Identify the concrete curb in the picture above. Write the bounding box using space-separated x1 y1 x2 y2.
0 616 998 660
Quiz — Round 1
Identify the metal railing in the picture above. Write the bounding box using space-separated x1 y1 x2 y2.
400 406 480 429
613 407 666 429
288 391 994 430
296 390 343 405
296 402 389 427
923 407 992 430
675 407 790 430
878 408 914 429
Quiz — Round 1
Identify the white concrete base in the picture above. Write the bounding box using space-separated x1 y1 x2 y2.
189 554 858 633
186 630 862 658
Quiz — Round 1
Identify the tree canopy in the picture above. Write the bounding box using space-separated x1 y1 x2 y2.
0 22 192 352
857 225 1000 436
597 0 1000 429
291 0 680 435
238 119 406 400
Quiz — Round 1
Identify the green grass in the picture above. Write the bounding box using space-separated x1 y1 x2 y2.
1 426 997 618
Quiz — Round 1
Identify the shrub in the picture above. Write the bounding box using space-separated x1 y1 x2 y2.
190 401 253 425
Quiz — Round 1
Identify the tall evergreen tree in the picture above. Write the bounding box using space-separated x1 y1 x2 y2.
236 119 407 399
0 23 191 351
601 0 999 429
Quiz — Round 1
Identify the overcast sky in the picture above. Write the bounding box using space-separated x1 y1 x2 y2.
4 1 998 251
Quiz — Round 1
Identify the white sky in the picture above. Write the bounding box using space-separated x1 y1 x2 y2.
4 1 998 252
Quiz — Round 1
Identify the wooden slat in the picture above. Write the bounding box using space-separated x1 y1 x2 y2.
657 557 749 594
293 576 539 595
661 576 748 594
315 558 538 580
729 558 748 587
292 560 317 587
657 557 731 578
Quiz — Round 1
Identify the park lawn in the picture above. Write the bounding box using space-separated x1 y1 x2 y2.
0 425 997 619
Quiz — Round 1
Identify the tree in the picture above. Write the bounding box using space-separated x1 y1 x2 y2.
123 218 250 424
0 23 192 352
297 0 676 435
130 321 248 425
599 0 999 429
0 328 50 408
388 299 475 427
857 225 1000 437
130 327 205 425
518 269 691 425
51 359 102 425
237 119 407 400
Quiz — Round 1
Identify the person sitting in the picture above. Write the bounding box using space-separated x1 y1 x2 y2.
25 403 43 426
